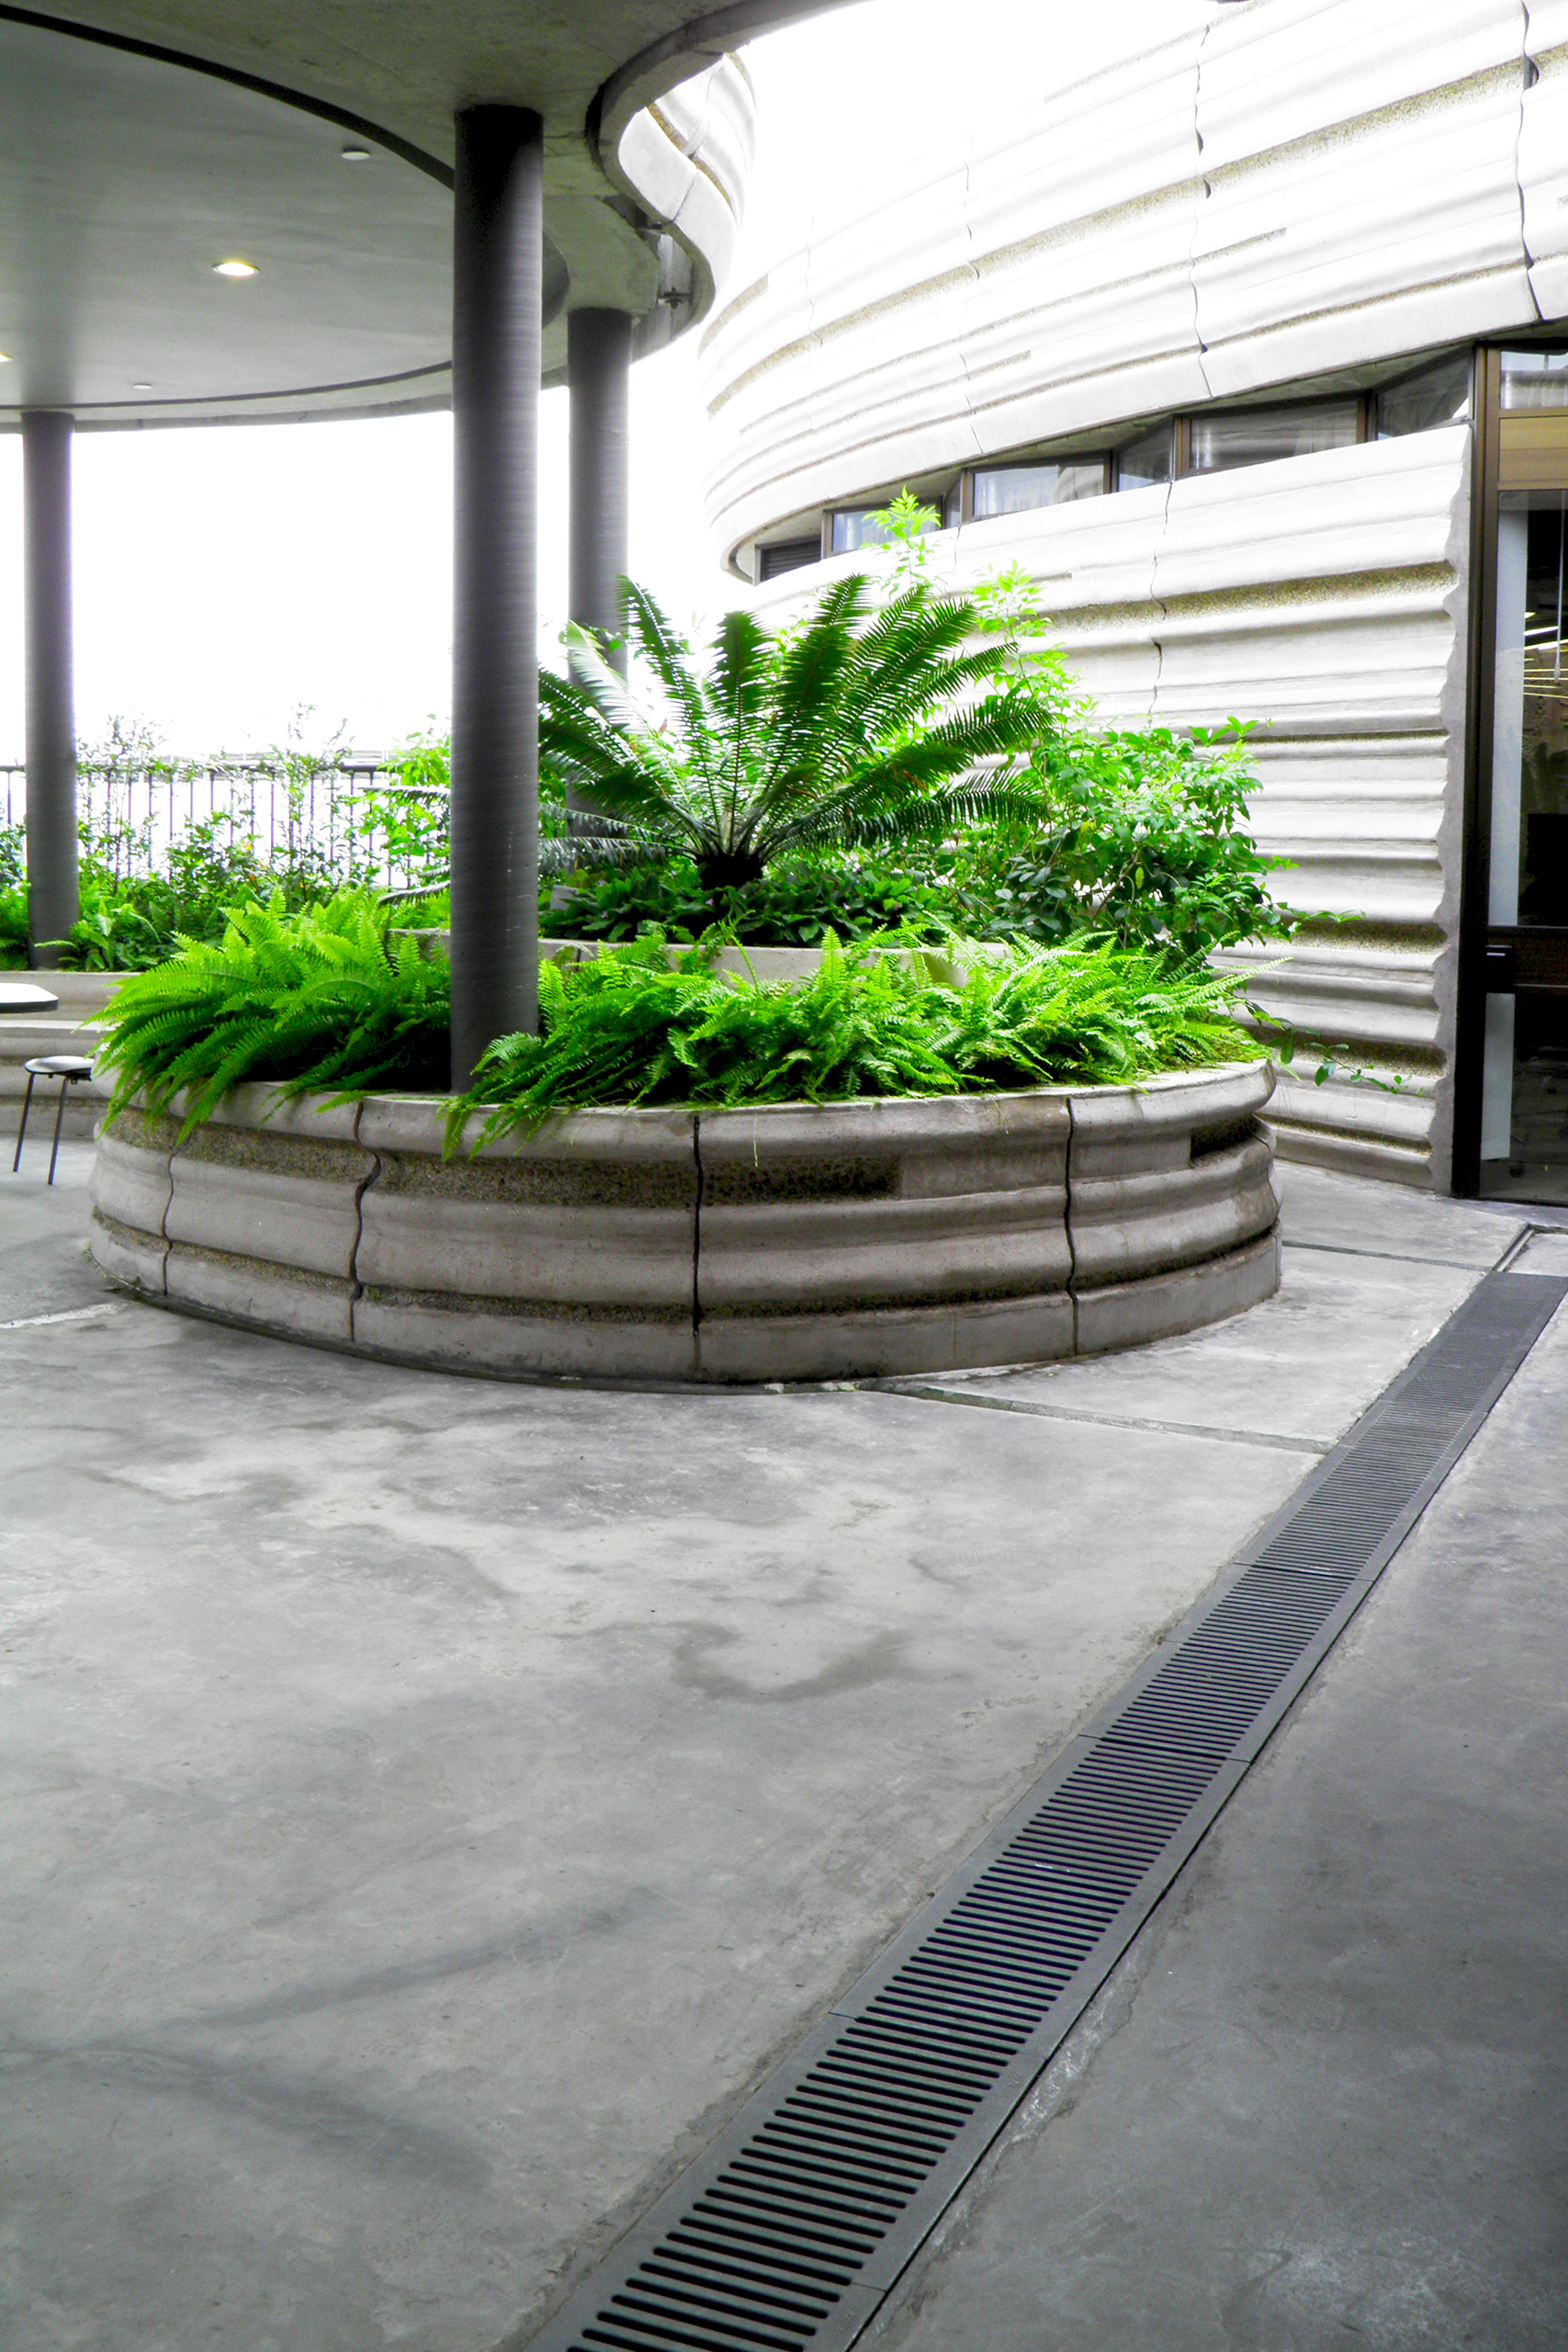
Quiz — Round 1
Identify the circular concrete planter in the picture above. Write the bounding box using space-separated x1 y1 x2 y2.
88 1063 1280 1382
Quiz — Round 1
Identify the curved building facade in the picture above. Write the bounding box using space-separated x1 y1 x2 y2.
702 0 1568 1200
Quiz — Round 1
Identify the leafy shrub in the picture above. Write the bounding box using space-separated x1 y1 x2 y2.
544 850 953 947
95 890 450 1136
942 722 1292 955
448 932 1263 1148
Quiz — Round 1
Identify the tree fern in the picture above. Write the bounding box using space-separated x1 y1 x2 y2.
540 575 1046 920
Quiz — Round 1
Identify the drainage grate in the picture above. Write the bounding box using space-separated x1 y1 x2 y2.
525 1271 1566 2352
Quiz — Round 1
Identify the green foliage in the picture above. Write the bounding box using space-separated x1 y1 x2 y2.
867 488 945 588
95 889 450 1137
362 723 452 895
54 815 318 971
448 931 1263 1148
942 722 1292 955
535 559 1290 961
0 820 27 895
537 574 1044 922
0 822 28 967
8 709 413 969
544 850 953 948
542 712 1291 963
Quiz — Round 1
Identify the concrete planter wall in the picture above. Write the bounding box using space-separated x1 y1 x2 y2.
89 1062 1280 1383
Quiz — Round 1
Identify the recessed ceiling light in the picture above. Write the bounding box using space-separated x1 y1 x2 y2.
214 258 257 278
341 144 371 162
131 380 152 391
0 351 11 365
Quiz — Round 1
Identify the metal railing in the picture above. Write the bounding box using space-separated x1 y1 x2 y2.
1 755 444 896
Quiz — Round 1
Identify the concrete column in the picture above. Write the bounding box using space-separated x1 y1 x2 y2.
449 105 543 1090
568 308 633 662
22 411 77 966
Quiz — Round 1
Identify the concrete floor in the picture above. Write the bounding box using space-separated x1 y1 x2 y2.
0 1146 1557 2350
870 1259 1568 2352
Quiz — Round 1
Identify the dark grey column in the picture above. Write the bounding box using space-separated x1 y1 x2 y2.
22 411 77 967
568 308 633 662
449 105 543 1090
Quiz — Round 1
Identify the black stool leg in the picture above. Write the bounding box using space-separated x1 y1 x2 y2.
12 1069 35 1172
47 1075 71 1186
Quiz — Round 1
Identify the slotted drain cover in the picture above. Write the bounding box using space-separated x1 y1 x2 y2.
525 1270 1566 2352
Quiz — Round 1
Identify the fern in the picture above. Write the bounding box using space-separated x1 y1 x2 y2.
95 889 450 1139
94 894 1263 1155
446 932 1265 1151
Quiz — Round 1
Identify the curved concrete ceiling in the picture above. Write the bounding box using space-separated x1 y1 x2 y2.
0 16 460 425
0 0 846 429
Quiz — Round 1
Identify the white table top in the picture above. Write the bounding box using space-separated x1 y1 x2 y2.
0 980 61 1014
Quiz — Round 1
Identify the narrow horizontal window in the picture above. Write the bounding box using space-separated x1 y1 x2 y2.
1187 401 1359 473
1500 349 1568 411
757 537 819 582
829 504 939 555
971 460 1105 518
1376 351 1472 437
1114 424 1172 492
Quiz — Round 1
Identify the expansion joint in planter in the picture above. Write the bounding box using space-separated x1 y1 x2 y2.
347 1146 383 1340
690 1114 705 1334
1063 1091 1078 1355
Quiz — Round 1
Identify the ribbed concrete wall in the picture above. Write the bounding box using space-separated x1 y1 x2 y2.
744 431 1468 1186
698 0 1568 1187
703 0 1552 547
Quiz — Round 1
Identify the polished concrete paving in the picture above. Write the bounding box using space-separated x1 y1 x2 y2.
0 1147 1558 2350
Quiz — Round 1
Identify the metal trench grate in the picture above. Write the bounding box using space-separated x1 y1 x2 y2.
526 1270 1567 2352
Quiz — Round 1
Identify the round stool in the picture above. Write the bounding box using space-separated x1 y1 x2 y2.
13 1055 95 1185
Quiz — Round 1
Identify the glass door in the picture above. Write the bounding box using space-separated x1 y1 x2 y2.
1476 354 1568 1203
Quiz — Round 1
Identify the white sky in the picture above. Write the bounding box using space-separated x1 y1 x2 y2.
0 0 1216 760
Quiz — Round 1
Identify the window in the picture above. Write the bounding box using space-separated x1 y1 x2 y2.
1186 401 1359 473
1500 349 1568 411
1477 484 1568 1201
829 508 888 556
757 537 819 582
1114 424 1173 492
828 504 941 556
970 460 1105 518
1376 351 1471 437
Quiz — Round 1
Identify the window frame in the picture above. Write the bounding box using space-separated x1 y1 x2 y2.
820 493 955 560
1111 421 1177 493
1176 392 1371 480
1451 338 1568 1195
961 454 1113 522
